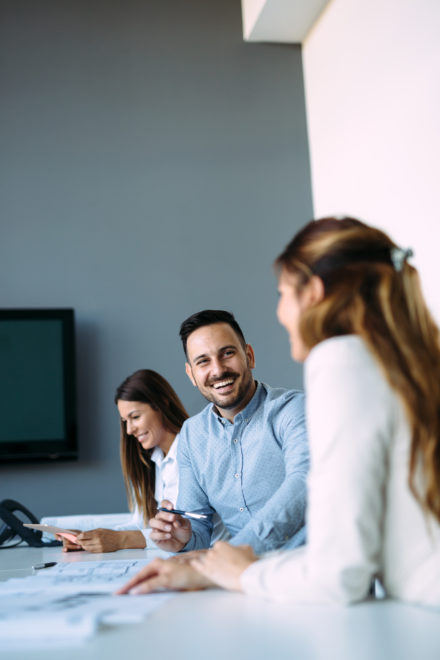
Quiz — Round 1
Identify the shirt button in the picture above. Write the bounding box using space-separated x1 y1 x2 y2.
234 439 238 443
239 507 244 512
234 473 239 478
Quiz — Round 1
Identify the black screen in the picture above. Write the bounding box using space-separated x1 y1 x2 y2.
0 309 77 462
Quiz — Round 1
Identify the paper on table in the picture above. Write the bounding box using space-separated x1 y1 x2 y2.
1 558 156 593
40 513 132 530
0 559 174 648
0 588 173 648
0 590 98 647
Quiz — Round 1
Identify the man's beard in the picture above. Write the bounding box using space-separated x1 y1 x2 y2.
203 369 254 411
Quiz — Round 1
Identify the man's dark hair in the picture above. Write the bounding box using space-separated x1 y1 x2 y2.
179 310 247 357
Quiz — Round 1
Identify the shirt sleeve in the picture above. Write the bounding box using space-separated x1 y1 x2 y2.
230 392 309 552
241 338 389 604
176 422 214 551
113 505 153 546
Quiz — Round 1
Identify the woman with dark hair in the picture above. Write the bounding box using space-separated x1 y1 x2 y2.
120 217 440 606
61 369 189 552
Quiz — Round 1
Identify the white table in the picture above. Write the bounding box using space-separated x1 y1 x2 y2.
0 544 439 660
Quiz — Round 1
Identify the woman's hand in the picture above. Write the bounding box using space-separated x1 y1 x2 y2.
191 541 258 591
58 529 146 553
116 556 216 595
56 530 82 552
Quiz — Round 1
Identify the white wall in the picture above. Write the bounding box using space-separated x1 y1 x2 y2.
303 0 440 321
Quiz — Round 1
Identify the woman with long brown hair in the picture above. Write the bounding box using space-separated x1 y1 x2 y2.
120 217 440 605
61 369 189 552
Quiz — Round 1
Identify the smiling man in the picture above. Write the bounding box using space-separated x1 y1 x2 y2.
149 310 309 553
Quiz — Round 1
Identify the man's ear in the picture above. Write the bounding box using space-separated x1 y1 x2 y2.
245 344 256 369
185 362 197 387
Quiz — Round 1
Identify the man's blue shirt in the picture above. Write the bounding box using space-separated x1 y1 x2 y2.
176 381 309 553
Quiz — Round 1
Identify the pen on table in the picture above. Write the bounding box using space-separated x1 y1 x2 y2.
32 562 57 570
157 507 208 520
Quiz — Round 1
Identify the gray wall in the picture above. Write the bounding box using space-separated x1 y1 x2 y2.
0 0 313 518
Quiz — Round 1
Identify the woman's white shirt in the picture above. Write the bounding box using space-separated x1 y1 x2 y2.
115 434 228 547
241 335 440 606
114 435 180 548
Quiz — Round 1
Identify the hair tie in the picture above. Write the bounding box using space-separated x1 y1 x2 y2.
390 246 413 272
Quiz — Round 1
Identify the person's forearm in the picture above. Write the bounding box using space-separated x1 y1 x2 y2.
231 477 307 552
119 530 147 549
179 516 214 552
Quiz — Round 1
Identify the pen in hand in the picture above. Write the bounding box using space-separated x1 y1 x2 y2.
157 507 208 520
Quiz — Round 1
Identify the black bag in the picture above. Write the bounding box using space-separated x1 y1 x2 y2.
0 499 61 548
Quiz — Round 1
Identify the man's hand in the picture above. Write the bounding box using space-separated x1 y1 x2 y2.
116 556 216 595
149 499 192 552
191 541 258 591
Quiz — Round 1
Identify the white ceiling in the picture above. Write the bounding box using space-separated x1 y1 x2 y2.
241 0 331 43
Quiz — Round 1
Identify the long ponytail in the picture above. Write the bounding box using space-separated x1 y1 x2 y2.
276 217 440 520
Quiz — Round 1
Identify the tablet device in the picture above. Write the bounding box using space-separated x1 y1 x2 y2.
23 523 79 544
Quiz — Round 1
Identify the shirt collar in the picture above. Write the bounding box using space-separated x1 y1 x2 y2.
150 433 179 466
211 381 264 425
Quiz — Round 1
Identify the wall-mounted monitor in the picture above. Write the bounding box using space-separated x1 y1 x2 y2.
0 308 77 462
